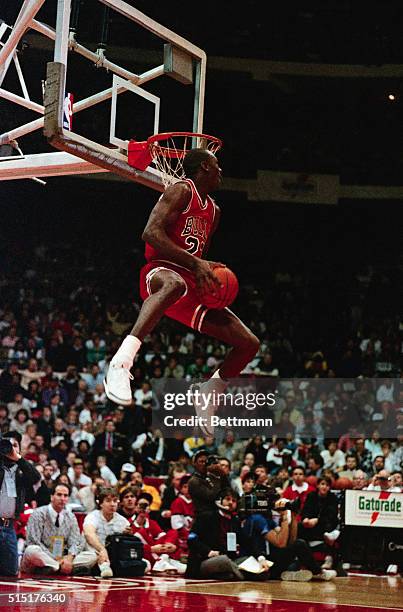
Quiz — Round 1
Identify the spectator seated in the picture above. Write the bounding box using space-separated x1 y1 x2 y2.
130 492 186 574
297 476 341 571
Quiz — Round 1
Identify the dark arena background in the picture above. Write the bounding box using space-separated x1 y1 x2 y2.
0 1 402 611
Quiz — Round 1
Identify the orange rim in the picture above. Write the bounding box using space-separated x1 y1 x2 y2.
147 132 222 158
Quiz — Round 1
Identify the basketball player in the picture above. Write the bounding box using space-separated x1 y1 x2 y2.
104 148 260 435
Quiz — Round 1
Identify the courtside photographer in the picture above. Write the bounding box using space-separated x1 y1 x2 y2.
0 431 41 576
186 487 250 580
186 452 244 579
238 477 337 582
188 451 230 522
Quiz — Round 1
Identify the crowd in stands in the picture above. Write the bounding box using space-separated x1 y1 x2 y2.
2 427 402 579
0 239 401 579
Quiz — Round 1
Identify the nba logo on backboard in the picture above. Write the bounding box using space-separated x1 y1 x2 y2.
63 93 74 130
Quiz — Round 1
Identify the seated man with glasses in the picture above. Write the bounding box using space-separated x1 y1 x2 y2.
351 470 368 490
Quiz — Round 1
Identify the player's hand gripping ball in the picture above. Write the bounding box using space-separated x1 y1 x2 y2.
200 265 239 309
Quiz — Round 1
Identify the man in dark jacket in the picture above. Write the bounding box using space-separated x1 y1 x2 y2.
186 452 248 580
0 432 41 575
296 475 341 573
188 451 229 517
91 418 129 474
185 488 250 580
159 464 187 530
298 476 339 543
0 364 21 403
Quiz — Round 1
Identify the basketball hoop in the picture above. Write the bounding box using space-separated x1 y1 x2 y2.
128 131 222 188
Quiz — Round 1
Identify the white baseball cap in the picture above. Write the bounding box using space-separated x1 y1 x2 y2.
121 463 135 473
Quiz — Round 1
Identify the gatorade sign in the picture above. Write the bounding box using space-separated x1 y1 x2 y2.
345 490 403 528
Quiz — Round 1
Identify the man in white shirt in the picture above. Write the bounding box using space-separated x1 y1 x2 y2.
391 435 403 472
375 380 395 404
82 486 134 578
364 470 401 493
77 476 106 513
81 364 104 393
96 455 118 485
134 381 152 408
18 358 45 391
320 439 345 473
365 430 383 459
7 392 32 420
71 421 95 450
266 438 289 474
67 459 92 489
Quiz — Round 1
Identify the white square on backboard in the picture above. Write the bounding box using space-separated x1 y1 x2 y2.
110 74 160 151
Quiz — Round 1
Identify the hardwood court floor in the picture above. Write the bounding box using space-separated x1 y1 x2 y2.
0 573 401 611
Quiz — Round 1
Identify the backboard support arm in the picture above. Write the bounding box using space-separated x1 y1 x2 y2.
0 0 207 190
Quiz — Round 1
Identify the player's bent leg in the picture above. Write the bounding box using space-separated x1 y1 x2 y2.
201 308 260 379
190 308 260 436
104 270 187 406
131 271 187 340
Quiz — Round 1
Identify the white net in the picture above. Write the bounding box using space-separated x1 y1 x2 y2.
149 133 222 189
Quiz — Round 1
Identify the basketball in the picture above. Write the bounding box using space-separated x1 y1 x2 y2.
306 476 318 488
199 266 239 309
333 477 353 490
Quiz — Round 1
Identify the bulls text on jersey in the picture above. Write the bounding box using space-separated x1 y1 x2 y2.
181 216 208 240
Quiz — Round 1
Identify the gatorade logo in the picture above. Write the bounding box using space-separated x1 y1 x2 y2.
358 492 402 519
371 491 390 525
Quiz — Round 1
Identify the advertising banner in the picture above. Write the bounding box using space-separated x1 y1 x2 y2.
345 490 403 529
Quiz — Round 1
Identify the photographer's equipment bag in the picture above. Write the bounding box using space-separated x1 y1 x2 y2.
105 533 147 577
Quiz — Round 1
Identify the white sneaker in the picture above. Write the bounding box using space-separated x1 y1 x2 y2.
324 529 340 545
190 383 216 437
314 569 337 581
166 558 187 574
152 554 177 574
99 562 113 578
281 569 313 582
104 363 134 406
321 555 333 570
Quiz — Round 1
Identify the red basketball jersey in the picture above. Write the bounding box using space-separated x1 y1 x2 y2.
144 179 216 262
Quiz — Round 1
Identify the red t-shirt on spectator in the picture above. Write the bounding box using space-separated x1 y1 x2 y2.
282 481 315 520
165 526 191 560
131 516 175 566
170 494 194 530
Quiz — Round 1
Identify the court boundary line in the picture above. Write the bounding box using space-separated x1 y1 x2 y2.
0 576 401 610
166 586 403 610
